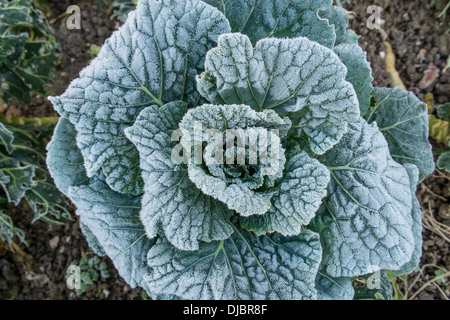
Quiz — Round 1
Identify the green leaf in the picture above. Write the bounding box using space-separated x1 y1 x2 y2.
315 271 354 300
69 177 155 293
0 0 58 104
0 157 35 205
46 118 89 197
437 150 450 172
197 33 359 155
333 44 373 117
145 227 322 300
353 270 393 300
81 271 94 285
125 102 234 251
239 151 330 236
311 118 417 278
49 0 231 195
437 103 450 121
203 0 336 47
365 87 435 181
0 122 14 154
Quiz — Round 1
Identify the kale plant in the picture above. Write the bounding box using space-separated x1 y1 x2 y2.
46 0 434 300
0 0 58 104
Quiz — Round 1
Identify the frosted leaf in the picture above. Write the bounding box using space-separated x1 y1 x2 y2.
394 164 422 275
315 271 354 300
69 178 154 292
179 104 289 217
46 118 89 197
49 0 230 195
365 87 435 181
144 227 322 300
203 0 336 47
240 151 330 236
334 44 373 117
80 222 106 257
197 33 359 155
311 118 416 277
125 102 234 251
0 122 14 154
319 6 359 46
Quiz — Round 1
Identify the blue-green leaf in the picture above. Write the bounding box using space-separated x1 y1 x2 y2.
334 44 373 117
46 118 89 197
197 33 359 155
365 87 434 181
311 118 417 277
203 0 336 47
320 6 359 46
69 177 154 293
145 227 322 300
49 0 231 195
315 271 354 300
125 102 234 251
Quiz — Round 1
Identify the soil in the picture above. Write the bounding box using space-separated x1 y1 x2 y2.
0 0 449 300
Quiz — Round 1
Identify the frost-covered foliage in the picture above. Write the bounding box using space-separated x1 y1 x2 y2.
47 0 434 300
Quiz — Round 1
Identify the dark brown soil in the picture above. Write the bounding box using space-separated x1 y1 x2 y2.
1 0 449 300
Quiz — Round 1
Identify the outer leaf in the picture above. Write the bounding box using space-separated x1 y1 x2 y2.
437 103 450 121
319 6 359 46
49 0 231 195
125 102 234 252
46 118 89 197
394 164 422 275
144 227 322 300
365 87 434 181
334 44 373 117
315 271 354 300
80 221 106 257
0 122 14 154
0 157 35 205
353 271 393 300
311 118 416 278
69 177 154 293
240 151 330 236
203 0 336 48
197 33 359 155
437 150 450 172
